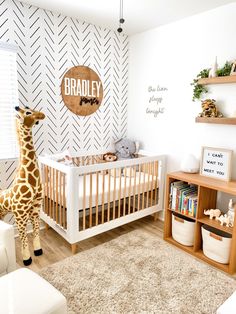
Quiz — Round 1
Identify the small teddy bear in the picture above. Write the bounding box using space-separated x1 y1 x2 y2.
102 152 118 162
198 99 223 118
114 138 136 160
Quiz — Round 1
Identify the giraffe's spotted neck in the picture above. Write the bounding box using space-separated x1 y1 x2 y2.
16 120 36 164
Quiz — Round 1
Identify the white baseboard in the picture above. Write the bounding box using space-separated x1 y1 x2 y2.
157 210 164 221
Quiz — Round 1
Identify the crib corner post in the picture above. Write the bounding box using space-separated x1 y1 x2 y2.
157 155 166 212
66 167 79 244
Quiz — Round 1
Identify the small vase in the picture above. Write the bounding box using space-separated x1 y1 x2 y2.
209 57 218 78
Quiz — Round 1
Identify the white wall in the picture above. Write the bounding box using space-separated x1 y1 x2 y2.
128 3 236 180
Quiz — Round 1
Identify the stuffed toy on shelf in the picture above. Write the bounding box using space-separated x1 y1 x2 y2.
0 106 45 266
198 99 223 118
204 209 221 220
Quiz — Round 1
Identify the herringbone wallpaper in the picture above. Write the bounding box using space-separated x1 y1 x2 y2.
0 0 129 189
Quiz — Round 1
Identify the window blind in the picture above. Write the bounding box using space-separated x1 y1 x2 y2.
0 43 19 159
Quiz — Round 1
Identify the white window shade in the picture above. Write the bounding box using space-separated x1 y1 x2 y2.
0 43 19 159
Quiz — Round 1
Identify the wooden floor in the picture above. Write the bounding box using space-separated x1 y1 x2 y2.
16 216 164 272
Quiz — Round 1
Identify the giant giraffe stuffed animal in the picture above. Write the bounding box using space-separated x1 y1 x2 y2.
0 106 45 266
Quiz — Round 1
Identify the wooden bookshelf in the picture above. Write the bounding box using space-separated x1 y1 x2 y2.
195 117 236 125
198 75 236 85
164 171 236 274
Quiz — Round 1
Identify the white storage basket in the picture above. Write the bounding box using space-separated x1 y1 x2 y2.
172 212 195 246
202 225 232 264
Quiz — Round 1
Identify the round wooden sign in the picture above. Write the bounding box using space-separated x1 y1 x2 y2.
61 66 103 116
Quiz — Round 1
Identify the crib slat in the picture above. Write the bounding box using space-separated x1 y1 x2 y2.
113 168 116 220
49 167 52 218
154 161 158 204
156 160 159 179
59 171 62 226
44 165 48 215
102 171 105 224
150 162 154 207
83 174 86 230
107 169 111 222
55 169 59 224
96 172 99 226
123 167 127 216
146 163 150 208
118 168 122 218
133 165 136 213
138 164 141 211
128 167 132 214
62 173 66 229
89 173 93 228
52 168 55 220
142 163 146 210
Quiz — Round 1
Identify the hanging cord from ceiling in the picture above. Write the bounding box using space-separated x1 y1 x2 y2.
117 0 125 33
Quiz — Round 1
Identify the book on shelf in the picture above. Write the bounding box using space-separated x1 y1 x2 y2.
170 181 198 217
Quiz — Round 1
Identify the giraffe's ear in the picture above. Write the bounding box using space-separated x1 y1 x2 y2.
16 114 24 124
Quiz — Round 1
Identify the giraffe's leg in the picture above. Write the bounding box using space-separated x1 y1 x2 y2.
29 201 43 256
15 213 32 266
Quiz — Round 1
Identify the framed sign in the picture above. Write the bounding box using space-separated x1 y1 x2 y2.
200 147 233 181
61 66 103 116
230 61 236 76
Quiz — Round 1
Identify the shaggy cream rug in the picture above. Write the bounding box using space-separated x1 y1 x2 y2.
39 229 236 314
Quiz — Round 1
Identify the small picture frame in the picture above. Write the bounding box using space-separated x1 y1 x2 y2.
200 147 233 181
230 61 236 76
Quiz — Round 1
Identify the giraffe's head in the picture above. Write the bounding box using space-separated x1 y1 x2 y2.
15 106 45 128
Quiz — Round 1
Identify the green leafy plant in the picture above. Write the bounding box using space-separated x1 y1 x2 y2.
191 61 233 101
216 61 232 77
191 68 210 101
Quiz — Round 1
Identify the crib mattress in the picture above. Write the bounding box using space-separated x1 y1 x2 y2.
46 172 158 210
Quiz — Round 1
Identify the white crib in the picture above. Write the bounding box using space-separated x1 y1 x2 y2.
39 151 166 253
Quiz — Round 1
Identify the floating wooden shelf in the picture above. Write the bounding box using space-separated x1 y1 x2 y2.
198 75 236 85
195 117 236 125
164 171 236 274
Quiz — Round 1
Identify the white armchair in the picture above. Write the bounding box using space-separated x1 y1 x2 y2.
0 221 67 313
0 220 16 276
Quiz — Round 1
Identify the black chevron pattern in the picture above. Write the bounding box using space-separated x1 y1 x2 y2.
27 5 44 154
0 0 9 41
0 0 129 190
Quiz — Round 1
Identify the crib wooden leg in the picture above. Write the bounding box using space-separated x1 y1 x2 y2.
153 213 158 221
45 223 50 230
71 243 77 254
